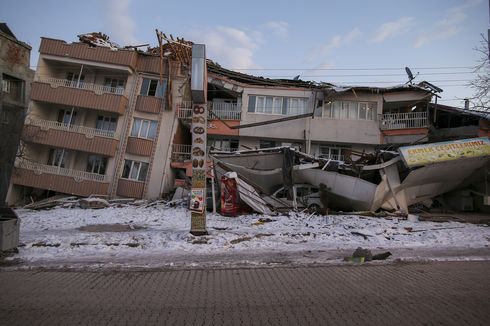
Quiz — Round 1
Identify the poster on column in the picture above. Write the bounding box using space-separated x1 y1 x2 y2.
189 188 205 213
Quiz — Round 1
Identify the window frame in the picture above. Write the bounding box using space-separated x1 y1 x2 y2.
130 118 158 140
86 155 107 175
122 159 149 182
140 78 166 97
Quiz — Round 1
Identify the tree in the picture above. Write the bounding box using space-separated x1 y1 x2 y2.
469 34 490 111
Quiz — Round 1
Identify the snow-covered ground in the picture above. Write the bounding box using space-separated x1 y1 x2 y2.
5 205 490 269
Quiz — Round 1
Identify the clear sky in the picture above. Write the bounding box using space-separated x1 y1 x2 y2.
2 0 489 107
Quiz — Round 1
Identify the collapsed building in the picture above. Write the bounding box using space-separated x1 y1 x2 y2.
5 32 490 214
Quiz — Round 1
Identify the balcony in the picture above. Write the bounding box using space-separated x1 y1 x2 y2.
126 137 153 156
31 78 128 115
171 144 191 162
12 159 109 196
135 95 164 114
23 118 119 156
39 38 138 69
379 111 428 130
177 101 241 120
116 179 144 199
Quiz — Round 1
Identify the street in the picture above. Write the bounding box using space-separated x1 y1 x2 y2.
1 261 489 325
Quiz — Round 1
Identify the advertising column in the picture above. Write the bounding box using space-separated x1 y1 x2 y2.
189 44 208 236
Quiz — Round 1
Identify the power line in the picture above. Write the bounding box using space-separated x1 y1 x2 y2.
231 66 475 71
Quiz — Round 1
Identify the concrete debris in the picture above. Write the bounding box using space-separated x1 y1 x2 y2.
78 198 109 210
348 247 392 262
78 32 119 50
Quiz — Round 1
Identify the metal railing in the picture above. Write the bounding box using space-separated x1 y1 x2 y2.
176 101 241 120
208 102 241 120
171 144 192 161
379 111 428 130
36 76 125 95
16 159 107 182
26 118 118 139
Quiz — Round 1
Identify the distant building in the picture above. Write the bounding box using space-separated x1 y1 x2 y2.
0 23 34 206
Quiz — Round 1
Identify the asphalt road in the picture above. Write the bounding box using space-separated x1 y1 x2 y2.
1 261 489 325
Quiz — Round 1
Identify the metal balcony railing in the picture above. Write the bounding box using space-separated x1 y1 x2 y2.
171 144 192 161
26 118 118 139
177 101 241 120
36 76 125 95
208 102 241 120
379 111 428 130
16 159 107 182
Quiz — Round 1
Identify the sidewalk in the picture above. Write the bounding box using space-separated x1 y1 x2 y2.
1 261 489 325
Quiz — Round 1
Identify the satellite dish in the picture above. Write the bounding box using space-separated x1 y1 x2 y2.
405 67 415 83
293 75 300 80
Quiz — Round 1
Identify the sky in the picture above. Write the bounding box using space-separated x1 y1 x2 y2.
2 0 489 107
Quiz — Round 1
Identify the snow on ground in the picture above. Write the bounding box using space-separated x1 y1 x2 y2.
6 205 490 268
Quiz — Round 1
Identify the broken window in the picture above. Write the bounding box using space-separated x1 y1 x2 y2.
122 160 149 182
87 155 107 175
130 118 158 140
140 78 167 97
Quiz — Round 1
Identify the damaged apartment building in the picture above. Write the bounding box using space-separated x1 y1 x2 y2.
5 32 490 209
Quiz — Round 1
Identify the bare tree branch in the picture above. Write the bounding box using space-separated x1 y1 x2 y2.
468 34 490 110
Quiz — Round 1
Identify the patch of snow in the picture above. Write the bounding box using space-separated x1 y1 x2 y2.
6 206 490 268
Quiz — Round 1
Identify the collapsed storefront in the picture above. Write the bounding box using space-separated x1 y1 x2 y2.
208 137 490 215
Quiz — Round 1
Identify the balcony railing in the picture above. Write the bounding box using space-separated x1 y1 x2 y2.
26 118 118 139
16 159 106 183
177 101 241 120
171 144 192 161
36 76 125 95
209 102 241 120
379 111 428 130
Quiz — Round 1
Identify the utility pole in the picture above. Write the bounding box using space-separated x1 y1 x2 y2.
189 44 208 236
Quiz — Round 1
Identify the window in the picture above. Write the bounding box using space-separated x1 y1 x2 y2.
65 72 85 88
255 96 283 114
208 138 239 151
249 95 308 116
2 79 10 93
57 109 77 126
318 145 347 161
87 155 107 175
122 160 149 181
2 74 24 103
48 148 69 168
96 116 117 133
259 140 276 149
131 118 158 140
140 78 167 97
104 78 125 94
322 101 376 120
359 102 376 120
1 110 8 124
288 98 306 115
